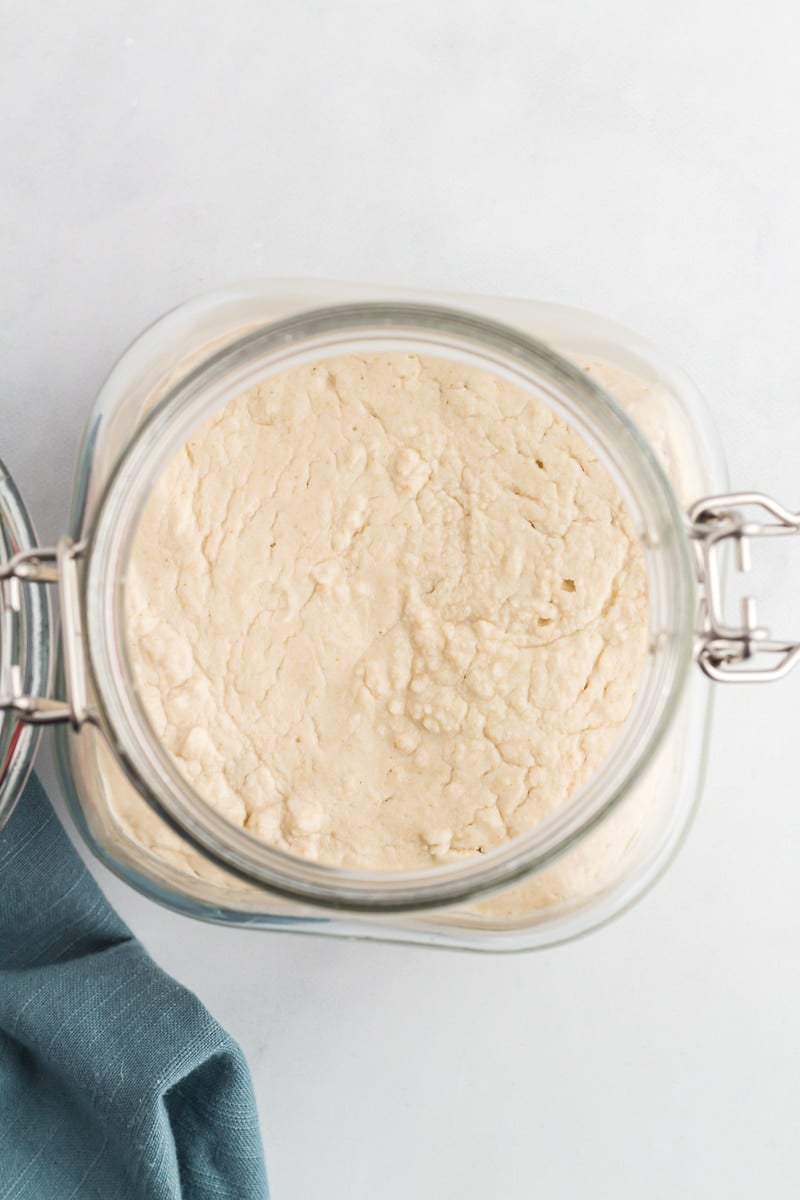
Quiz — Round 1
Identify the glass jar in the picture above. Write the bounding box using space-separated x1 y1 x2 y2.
2 280 798 952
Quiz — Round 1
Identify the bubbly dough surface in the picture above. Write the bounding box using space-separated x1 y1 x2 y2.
125 353 648 870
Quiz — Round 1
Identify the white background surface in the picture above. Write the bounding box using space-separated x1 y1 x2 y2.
3 3 800 1197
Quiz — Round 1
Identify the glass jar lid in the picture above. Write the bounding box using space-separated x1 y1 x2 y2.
0 459 51 830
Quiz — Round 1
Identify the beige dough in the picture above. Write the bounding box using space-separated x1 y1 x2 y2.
125 352 648 871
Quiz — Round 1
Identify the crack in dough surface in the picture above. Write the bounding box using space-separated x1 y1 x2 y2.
125 352 649 870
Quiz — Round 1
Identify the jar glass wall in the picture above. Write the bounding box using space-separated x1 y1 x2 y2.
54 283 728 950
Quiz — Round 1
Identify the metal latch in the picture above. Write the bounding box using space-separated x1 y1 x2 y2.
0 537 93 728
690 492 800 683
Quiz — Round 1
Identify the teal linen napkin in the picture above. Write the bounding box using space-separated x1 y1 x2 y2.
0 773 269 1200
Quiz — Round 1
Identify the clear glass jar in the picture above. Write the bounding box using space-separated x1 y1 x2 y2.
2 280 797 951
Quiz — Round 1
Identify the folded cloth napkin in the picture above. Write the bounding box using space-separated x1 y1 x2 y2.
0 773 268 1200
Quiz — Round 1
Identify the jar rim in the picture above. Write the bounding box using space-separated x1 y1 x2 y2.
83 302 697 912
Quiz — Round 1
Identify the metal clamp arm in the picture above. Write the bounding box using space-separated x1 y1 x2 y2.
690 492 800 683
0 538 92 728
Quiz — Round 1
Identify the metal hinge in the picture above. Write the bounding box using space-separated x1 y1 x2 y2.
0 537 93 728
689 492 800 683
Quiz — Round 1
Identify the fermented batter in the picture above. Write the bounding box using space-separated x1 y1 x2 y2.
125 353 649 870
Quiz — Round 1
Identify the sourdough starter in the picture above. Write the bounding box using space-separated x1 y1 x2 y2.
125 353 649 872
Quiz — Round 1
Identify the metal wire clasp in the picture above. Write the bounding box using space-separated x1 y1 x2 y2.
689 492 800 683
0 537 92 728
